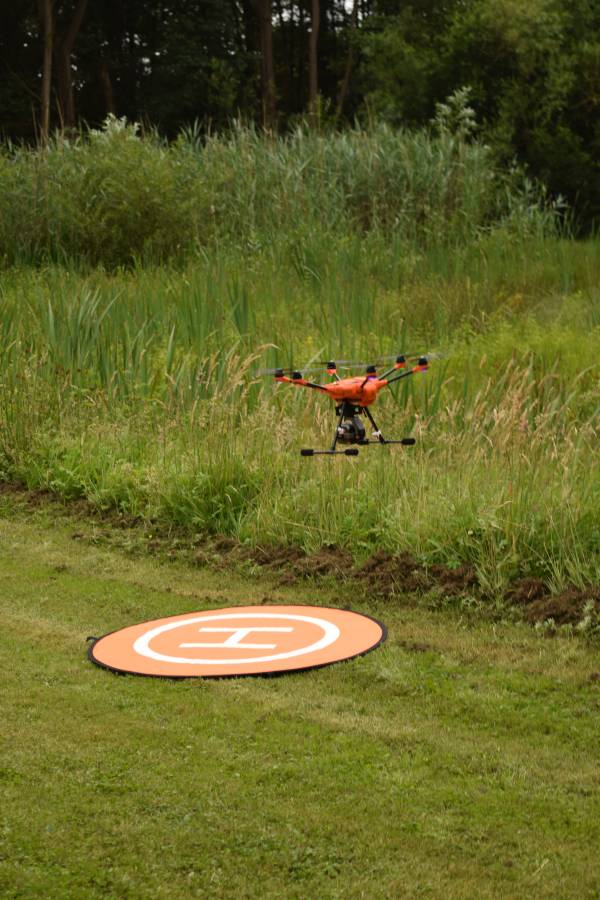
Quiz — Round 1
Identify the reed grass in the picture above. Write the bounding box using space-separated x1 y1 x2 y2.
0 233 598 596
0 116 556 268
0 117 596 594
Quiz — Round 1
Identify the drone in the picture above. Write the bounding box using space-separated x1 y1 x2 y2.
262 354 428 456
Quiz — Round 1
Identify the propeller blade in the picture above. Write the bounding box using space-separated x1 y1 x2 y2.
256 365 329 376
256 367 293 376
256 352 441 376
318 353 434 368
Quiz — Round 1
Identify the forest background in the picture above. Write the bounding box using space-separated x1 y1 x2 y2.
2 0 599 231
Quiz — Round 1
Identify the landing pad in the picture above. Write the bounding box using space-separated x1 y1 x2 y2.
89 605 386 678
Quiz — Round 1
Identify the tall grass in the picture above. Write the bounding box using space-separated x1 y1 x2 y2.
0 116 556 268
0 113 596 594
0 235 598 595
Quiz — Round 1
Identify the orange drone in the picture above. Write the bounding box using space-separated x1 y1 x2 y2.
263 354 428 456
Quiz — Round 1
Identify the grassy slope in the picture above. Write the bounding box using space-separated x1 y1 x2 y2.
1 499 599 898
1 122 597 593
1 237 599 593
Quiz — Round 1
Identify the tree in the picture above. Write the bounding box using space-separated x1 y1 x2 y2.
55 0 89 129
39 0 53 142
442 0 600 227
0 0 598 227
0 2 41 140
253 0 277 128
357 0 460 125
308 0 320 120
336 0 359 122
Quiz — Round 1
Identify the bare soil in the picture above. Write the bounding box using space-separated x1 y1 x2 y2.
506 578 600 625
202 540 598 626
1 481 598 629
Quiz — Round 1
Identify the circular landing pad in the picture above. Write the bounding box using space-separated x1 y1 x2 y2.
89 605 386 678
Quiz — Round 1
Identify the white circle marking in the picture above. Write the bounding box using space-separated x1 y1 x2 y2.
132 612 341 665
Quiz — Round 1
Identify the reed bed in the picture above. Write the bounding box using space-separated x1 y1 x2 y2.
0 234 598 596
0 116 555 268
0 119 596 595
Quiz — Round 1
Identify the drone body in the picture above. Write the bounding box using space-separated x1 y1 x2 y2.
268 355 429 456
277 373 386 405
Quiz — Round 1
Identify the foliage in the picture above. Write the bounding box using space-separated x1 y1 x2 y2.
441 0 600 227
0 114 555 267
1 1 598 227
0 233 598 593
360 0 600 228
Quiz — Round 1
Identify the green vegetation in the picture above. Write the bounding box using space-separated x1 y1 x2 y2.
0 240 599 597
361 0 600 227
4 1 600 229
1 509 600 898
0 122 598 602
2 8 599 898
0 111 552 268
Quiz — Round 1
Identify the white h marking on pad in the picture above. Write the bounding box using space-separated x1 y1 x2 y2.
133 612 340 665
180 626 293 650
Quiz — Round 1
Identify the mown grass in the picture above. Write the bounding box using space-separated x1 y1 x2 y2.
1 507 600 898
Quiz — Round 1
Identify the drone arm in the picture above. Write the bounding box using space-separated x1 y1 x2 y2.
276 376 327 393
383 360 428 387
379 360 407 380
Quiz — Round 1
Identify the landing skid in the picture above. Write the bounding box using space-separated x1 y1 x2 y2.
363 438 416 446
301 448 359 456
300 438 415 457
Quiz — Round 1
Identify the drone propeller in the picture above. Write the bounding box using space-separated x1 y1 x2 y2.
257 352 437 377
319 352 441 367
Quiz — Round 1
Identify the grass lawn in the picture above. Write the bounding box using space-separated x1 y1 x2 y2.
1 500 600 899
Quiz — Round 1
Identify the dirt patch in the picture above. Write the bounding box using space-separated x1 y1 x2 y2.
352 551 476 598
522 587 600 626
0 483 54 507
244 544 307 568
353 551 429 595
0 482 26 495
505 577 600 625
246 544 353 584
429 563 478 595
212 535 240 553
505 578 549 606
194 539 353 584
290 546 353 579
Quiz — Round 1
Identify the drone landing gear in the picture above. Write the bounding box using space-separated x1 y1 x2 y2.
300 402 415 458
301 448 359 457
360 407 415 447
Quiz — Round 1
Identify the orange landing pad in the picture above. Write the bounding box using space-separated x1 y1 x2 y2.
89 605 386 678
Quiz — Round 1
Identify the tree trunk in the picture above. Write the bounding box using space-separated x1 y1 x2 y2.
99 59 116 117
55 0 89 131
39 0 53 143
308 0 320 123
336 0 359 124
253 0 276 130
274 0 290 115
